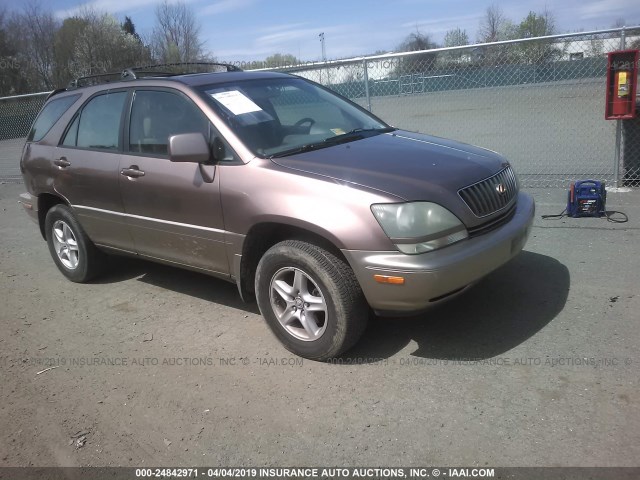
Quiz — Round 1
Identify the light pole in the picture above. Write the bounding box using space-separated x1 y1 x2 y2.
319 32 326 83
319 32 326 62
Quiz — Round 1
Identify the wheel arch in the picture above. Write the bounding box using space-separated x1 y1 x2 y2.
237 221 350 301
37 193 69 240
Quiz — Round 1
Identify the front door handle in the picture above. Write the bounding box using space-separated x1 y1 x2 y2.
53 157 71 168
121 166 145 178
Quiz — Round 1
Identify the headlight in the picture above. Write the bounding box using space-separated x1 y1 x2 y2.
371 202 468 254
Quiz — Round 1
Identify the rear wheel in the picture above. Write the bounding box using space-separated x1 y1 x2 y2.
45 204 105 282
255 240 368 361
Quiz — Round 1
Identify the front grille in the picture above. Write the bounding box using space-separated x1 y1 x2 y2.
467 203 516 238
458 166 518 217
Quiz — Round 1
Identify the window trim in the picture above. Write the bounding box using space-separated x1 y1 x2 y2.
58 88 131 154
124 87 214 160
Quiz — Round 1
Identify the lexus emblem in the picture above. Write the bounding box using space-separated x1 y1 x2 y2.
495 183 507 195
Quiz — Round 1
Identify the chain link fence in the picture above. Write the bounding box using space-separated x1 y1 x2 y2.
0 92 48 182
1 28 639 186
622 100 640 186
264 27 640 188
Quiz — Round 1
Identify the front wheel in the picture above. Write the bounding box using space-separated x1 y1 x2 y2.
255 240 368 361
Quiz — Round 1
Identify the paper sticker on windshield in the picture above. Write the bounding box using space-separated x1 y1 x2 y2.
210 90 262 116
330 128 345 135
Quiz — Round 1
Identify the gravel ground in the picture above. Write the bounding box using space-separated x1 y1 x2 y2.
0 183 639 468
0 138 25 182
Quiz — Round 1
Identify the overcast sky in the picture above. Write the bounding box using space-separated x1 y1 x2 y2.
5 0 640 61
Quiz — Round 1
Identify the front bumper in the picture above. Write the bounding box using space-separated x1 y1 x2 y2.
342 192 535 315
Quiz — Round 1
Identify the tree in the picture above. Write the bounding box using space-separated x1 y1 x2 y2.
1 4 157 93
70 9 152 79
264 53 299 68
53 16 89 87
0 9 25 95
152 1 204 63
517 10 562 63
477 4 508 43
443 27 469 63
122 16 141 42
517 10 556 38
9 1 59 90
612 18 626 28
444 28 469 48
475 5 517 65
396 31 438 74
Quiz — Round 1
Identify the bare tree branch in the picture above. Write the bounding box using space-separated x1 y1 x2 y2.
152 1 204 63
477 4 506 43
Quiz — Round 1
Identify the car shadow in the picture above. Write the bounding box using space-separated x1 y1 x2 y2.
93 257 260 315
93 251 568 361
343 251 569 361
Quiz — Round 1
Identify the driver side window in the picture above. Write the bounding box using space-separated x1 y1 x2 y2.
129 90 209 156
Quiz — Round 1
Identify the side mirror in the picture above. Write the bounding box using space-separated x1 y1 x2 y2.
168 133 211 164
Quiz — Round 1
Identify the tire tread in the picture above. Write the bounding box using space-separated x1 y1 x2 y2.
256 239 368 361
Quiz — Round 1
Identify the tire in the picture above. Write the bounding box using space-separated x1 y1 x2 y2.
255 240 368 361
44 204 106 283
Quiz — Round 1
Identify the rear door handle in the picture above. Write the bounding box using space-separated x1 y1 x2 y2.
121 166 145 178
53 157 70 168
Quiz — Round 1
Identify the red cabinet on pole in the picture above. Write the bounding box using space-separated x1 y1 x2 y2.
606 50 639 120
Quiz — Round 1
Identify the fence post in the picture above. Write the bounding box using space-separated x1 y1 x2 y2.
614 27 626 188
363 58 372 112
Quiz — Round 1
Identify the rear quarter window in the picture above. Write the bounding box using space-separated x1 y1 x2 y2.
27 94 80 142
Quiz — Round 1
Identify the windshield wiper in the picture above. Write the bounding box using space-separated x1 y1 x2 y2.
269 135 363 158
269 126 396 159
336 126 395 137
269 142 334 158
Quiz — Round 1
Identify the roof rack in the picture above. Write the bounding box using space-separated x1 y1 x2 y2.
46 87 69 100
67 62 242 89
122 62 242 79
68 71 126 88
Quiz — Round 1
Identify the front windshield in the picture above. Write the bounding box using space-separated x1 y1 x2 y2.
198 77 391 158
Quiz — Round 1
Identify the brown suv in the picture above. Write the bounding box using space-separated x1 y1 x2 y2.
19 64 534 360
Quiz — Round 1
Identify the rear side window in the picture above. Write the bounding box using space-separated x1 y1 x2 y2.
62 91 127 150
27 95 80 142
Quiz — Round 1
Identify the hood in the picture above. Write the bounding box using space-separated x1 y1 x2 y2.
270 130 509 202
